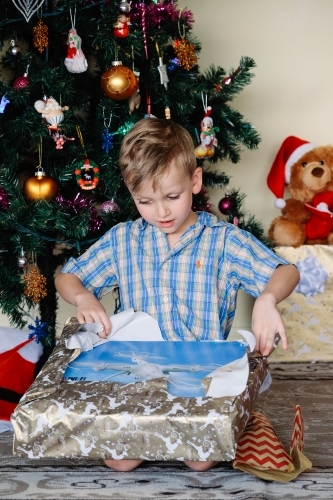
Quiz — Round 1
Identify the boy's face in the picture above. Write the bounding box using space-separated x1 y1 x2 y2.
130 162 202 244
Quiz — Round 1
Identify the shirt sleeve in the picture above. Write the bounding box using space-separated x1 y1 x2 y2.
225 227 290 298
61 229 118 299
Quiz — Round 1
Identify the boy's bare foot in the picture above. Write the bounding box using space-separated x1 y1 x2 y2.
104 459 219 472
184 460 219 471
104 459 143 471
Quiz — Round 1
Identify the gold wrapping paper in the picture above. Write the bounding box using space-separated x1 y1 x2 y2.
12 318 268 461
271 245 333 362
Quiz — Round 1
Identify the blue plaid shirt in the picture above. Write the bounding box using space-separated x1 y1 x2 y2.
62 212 288 341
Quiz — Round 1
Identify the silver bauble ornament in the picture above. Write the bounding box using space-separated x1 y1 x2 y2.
18 248 28 268
9 39 21 56
119 0 131 14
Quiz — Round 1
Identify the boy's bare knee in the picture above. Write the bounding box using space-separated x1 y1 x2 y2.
104 459 143 471
184 460 219 471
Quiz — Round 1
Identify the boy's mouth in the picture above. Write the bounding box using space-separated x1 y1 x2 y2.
158 219 175 228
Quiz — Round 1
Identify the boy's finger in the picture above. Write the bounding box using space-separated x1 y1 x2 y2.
258 332 274 356
101 315 112 335
77 312 89 324
98 327 108 339
279 330 288 350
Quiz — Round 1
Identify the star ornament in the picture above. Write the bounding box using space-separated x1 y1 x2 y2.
157 57 169 89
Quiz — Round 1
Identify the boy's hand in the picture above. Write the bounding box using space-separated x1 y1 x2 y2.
55 273 112 338
251 293 288 356
76 293 112 339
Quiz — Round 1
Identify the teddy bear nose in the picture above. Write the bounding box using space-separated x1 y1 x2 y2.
311 167 325 178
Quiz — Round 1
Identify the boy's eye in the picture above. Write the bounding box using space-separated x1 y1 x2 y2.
168 195 180 200
138 200 150 205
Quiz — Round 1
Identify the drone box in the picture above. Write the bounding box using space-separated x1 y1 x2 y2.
12 318 268 462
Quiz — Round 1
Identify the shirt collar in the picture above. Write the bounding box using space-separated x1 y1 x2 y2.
195 211 222 228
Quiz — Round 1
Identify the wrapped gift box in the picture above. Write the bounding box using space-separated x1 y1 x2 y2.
270 245 333 362
11 318 268 461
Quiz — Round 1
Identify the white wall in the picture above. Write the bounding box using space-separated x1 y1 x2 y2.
179 0 333 228
2 0 332 336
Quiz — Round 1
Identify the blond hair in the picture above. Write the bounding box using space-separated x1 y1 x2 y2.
119 118 197 192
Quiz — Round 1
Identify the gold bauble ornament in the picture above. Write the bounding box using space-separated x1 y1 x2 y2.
101 61 138 101
23 168 58 200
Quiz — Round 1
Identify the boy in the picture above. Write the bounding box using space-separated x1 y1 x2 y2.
55 118 300 472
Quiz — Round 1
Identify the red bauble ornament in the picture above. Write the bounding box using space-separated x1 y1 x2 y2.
13 72 29 90
218 195 232 215
101 61 138 101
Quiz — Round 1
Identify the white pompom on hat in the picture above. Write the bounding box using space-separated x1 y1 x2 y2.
267 136 316 209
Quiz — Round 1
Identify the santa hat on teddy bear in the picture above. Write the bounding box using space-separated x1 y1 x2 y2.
0 327 43 421
267 136 316 209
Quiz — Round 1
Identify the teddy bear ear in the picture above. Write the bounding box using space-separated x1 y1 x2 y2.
267 136 315 208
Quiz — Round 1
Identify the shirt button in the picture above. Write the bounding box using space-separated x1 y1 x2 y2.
163 296 168 302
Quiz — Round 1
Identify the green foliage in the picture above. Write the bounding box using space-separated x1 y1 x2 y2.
0 0 264 345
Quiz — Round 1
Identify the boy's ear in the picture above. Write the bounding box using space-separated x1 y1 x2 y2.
192 167 203 194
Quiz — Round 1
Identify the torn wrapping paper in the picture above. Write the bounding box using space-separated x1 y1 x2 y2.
233 405 312 482
270 245 333 362
12 316 269 461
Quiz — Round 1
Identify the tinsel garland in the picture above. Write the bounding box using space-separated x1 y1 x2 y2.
130 1 194 29
56 192 90 213
0 186 10 210
56 193 103 233
173 38 197 71
89 206 103 233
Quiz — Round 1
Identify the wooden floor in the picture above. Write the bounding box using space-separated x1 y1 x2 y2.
255 362 333 469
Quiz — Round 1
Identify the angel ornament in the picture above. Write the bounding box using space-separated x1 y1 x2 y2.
64 9 88 74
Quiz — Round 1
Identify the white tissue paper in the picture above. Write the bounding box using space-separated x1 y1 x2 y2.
65 308 164 351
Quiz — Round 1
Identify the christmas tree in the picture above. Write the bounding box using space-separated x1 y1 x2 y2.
0 0 266 348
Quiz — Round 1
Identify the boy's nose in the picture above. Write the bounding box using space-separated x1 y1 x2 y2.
156 203 171 218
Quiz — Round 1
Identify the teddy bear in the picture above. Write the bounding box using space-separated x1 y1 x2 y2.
267 136 333 247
